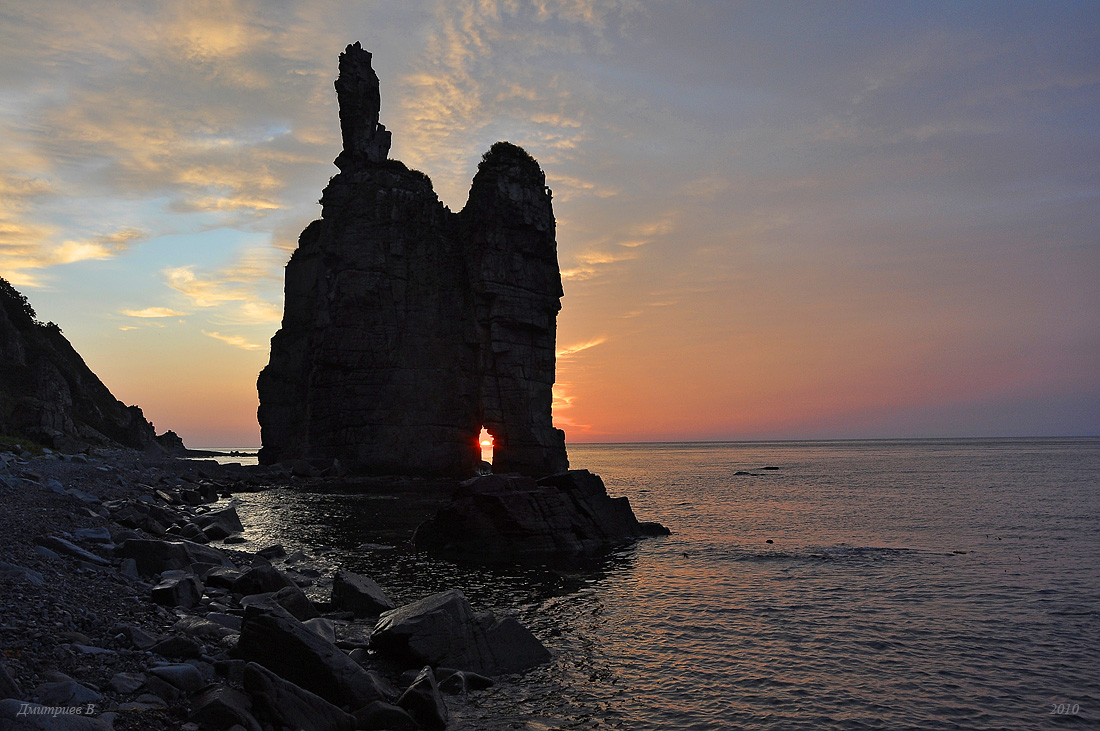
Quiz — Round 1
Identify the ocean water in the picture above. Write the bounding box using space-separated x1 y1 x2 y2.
231 438 1100 729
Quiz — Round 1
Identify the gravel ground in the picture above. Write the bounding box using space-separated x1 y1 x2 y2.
0 447 281 730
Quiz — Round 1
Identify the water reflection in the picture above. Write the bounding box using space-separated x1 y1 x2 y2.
230 482 639 611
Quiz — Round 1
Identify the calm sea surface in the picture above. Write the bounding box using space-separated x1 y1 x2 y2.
230 438 1100 729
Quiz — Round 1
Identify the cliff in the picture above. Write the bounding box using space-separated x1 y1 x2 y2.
0 277 166 452
258 42 568 478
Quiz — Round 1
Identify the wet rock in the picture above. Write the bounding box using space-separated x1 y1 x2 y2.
190 684 262 731
256 544 286 560
371 589 550 675
180 522 210 543
202 566 242 589
242 661 356 731
231 564 295 596
236 602 389 709
151 574 204 608
195 506 245 539
331 569 395 616
355 700 419 731
396 666 448 730
437 668 494 695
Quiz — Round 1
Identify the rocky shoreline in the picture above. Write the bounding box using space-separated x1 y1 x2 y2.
0 448 567 730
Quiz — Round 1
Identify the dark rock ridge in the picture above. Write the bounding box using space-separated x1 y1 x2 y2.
0 276 170 452
414 470 670 563
258 42 568 477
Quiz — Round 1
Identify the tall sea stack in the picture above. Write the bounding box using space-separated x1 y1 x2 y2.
257 43 568 478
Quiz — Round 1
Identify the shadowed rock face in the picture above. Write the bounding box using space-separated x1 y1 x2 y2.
0 276 163 452
257 43 568 477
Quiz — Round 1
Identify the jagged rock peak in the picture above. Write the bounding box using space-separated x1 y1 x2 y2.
257 46 568 478
334 41 391 170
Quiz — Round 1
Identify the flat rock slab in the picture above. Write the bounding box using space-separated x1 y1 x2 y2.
236 602 389 710
116 538 232 576
33 536 110 566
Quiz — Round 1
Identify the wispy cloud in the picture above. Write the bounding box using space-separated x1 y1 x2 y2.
0 224 147 287
396 0 641 205
162 246 283 324
552 383 593 432
121 307 188 318
202 330 264 350
557 336 607 358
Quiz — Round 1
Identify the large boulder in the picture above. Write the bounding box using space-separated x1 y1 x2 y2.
331 569 395 616
413 470 668 563
235 602 389 709
150 575 204 608
115 539 232 576
239 585 320 621
243 662 356 731
231 564 296 596
371 589 550 676
194 505 245 540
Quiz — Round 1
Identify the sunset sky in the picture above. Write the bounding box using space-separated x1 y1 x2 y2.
2 1 1097 447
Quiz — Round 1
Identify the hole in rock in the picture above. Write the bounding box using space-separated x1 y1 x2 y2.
478 426 494 466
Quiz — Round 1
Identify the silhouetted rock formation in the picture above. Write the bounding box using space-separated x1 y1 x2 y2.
0 276 166 452
258 42 568 477
413 470 671 563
